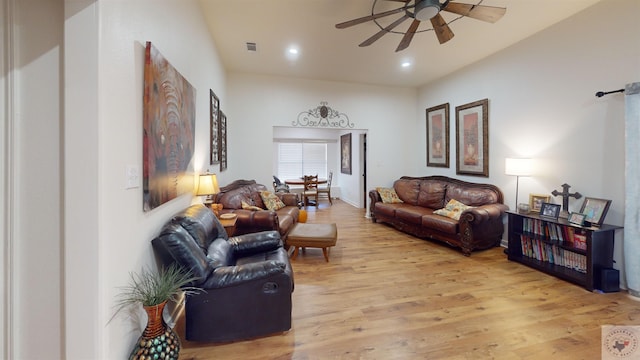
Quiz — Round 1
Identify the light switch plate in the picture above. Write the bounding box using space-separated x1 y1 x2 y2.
125 165 140 189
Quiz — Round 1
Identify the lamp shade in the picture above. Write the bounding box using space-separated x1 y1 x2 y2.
505 158 532 177
196 173 220 196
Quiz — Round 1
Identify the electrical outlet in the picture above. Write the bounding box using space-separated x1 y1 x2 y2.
125 165 140 189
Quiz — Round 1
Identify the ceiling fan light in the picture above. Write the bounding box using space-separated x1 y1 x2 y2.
415 0 440 21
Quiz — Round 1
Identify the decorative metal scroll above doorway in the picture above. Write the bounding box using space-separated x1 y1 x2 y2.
293 101 355 128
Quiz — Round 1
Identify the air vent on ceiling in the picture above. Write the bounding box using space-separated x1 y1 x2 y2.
246 42 257 52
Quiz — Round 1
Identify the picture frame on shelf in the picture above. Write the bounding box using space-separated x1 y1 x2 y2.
579 197 612 227
455 98 489 177
539 202 561 219
340 133 352 175
529 194 550 213
426 103 449 168
568 212 586 226
209 89 221 165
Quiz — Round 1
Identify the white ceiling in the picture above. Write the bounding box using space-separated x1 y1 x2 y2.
199 0 602 88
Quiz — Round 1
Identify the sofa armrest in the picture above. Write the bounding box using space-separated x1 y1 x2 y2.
369 189 382 221
460 203 509 224
277 192 300 207
229 230 283 256
458 203 508 255
231 209 280 233
201 260 287 289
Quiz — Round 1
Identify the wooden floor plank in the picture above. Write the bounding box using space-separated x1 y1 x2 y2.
177 200 640 359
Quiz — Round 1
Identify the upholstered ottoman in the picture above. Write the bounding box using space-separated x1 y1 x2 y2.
286 223 337 262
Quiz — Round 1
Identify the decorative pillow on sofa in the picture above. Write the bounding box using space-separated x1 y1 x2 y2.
377 187 404 204
259 191 286 211
434 199 473 221
241 201 263 211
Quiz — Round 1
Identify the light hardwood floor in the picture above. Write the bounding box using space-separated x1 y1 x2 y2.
178 200 639 359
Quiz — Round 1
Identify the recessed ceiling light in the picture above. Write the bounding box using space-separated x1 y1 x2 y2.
286 46 300 61
401 61 411 68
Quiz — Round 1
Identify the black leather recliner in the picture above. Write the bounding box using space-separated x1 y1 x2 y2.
151 204 294 342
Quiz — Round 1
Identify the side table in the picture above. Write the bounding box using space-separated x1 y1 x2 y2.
219 217 237 237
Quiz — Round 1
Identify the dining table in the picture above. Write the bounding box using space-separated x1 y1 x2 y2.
284 178 327 186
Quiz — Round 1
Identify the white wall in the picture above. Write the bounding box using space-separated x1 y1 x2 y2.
7 0 637 358
65 0 226 358
417 0 639 286
4 0 65 359
0 1 7 355
227 73 417 209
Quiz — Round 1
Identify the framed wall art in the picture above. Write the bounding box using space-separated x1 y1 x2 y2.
209 89 220 165
455 98 489 177
142 41 196 211
341 133 352 175
529 194 550 213
579 197 611 227
426 103 449 168
219 111 227 171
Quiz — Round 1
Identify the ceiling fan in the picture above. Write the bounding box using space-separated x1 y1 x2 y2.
335 0 506 52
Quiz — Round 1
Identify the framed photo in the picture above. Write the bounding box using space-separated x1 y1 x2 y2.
529 194 551 213
219 111 227 171
579 197 612 227
209 89 221 165
540 202 561 219
568 212 586 226
340 133 352 175
455 98 489 177
426 103 449 168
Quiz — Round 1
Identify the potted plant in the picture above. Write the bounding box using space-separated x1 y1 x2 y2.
114 264 202 360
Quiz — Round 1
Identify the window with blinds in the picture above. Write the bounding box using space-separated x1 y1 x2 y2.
276 142 327 181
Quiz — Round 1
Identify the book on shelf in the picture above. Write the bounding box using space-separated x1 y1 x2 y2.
573 232 587 250
520 217 588 250
518 235 586 273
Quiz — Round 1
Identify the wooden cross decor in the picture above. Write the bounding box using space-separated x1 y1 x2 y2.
551 183 582 217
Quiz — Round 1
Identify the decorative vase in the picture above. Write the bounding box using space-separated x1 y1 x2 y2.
129 301 181 360
298 209 308 223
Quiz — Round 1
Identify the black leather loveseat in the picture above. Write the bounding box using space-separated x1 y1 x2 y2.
151 204 294 342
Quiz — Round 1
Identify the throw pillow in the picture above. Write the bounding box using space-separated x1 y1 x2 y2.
377 187 404 204
433 199 473 221
241 201 263 211
259 191 286 211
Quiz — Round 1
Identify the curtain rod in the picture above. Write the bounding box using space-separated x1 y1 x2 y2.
595 88 625 97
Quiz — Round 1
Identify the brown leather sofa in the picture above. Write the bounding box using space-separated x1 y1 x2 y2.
369 176 508 256
214 179 300 240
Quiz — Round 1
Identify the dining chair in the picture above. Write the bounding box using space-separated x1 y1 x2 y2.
302 174 319 207
273 175 290 193
317 171 333 205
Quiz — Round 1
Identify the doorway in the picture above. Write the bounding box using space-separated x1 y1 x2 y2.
361 133 367 209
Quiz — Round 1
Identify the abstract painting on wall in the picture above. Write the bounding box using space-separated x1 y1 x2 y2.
143 41 196 211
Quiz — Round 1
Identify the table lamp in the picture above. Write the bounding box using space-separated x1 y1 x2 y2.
196 173 221 215
505 158 532 212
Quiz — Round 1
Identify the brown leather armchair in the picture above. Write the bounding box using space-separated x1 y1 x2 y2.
151 204 294 342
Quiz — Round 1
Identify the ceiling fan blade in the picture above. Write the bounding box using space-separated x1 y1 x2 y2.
396 19 420 52
359 15 409 47
443 2 506 23
430 13 454 44
336 7 406 29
